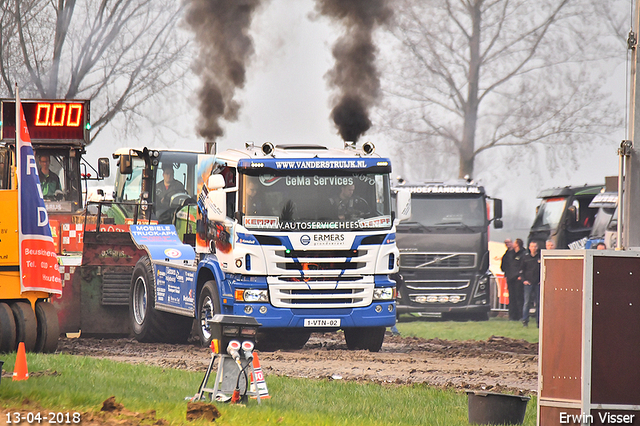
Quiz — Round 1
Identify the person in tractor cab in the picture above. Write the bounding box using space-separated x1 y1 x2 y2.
156 163 185 214
38 154 61 200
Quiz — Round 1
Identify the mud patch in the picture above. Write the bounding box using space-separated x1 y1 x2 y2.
57 332 538 394
0 397 168 425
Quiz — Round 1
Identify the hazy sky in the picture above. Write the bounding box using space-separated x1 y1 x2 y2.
87 0 627 236
92 1 355 158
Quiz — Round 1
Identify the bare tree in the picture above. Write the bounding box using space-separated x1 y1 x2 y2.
0 0 190 143
381 0 624 180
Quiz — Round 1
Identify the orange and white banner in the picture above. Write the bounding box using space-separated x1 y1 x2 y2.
16 89 61 294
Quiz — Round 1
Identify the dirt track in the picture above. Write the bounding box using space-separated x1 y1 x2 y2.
0 333 537 424
56 332 538 394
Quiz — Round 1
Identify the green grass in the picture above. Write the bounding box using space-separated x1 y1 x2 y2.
0 351 537 426
0 318 539 425
395 315 540 343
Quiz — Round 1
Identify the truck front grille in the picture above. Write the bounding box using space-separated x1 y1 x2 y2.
400 253 476 269
272 248 370 273
269 278 373 308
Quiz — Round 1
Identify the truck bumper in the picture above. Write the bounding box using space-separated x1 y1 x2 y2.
396 303 489 317
231 302 397 329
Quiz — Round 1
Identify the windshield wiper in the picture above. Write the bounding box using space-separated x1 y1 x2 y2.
433 221 475 232
398 221 432 233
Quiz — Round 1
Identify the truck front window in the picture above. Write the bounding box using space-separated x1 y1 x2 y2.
408 196 486 228
532 197 567 229
241 172 392 231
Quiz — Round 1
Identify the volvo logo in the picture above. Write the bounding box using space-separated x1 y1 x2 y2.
300 235 311 245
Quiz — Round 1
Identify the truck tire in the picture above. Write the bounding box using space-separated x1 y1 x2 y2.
34 302 60 353
0 303 16 353
130 256 192 343
196 281 221 348
471 311 489 322
344 327 385 352
256 330 311 351
11 302 37 352
284 331 311 350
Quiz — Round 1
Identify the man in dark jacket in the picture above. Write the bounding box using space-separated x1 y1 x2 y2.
501 238 525 321
521 240 541 327
156 163 185 222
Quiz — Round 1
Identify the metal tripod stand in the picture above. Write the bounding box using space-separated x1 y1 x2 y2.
194 353 261 404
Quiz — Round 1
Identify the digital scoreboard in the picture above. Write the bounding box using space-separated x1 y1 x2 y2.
0 99 90 144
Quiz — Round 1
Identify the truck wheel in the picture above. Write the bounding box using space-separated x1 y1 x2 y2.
11 302 37 352
130 257 192 343
34 302 60 353
131 256 163 342
256 330 310 351
284 331 311 350
0 303 16 353
344 327 385 352
471 311 489 321
196 281 221 347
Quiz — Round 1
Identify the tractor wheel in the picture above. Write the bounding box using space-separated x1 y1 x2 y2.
0 303 16 353
196 281 221 347
11 302 37 352
35 302 60 353
344 327 385 352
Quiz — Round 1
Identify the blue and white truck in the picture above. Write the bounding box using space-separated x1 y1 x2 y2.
62 142 410 352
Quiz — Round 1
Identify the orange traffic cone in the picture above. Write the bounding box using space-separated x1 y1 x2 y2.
13 342 28 381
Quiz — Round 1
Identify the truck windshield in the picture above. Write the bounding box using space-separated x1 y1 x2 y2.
531 197 567 229
240 172 392 231
401 195 486 228
113 151 197 223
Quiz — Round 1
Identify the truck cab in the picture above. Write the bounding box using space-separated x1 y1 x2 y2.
528 185 602 249
392 180 502 320
195 142 405 350
585 191 617 249
110 148 201 241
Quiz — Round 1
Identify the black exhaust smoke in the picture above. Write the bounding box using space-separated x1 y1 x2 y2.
315 0 391 142
185 0 265 141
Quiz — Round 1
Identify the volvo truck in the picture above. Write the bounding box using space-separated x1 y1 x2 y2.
392 179 502 320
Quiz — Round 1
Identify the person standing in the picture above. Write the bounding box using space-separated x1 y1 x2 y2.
501 238 525 321
521 240 541 327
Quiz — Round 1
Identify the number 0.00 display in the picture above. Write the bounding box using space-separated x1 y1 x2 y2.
35 103 83 127
0 99 89 143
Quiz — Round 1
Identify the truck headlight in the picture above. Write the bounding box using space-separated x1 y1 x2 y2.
373 287 395 300
235 289 269 302
474 276 489 298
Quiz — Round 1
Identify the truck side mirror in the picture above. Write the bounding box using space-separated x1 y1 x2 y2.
493 198 502 220
207 174 226 190
98 158 110 178
119 154 132 175
494 218 503 229
395 189 412 222
205 175 227 222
